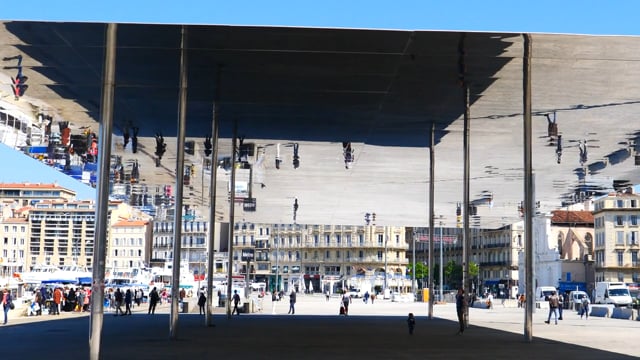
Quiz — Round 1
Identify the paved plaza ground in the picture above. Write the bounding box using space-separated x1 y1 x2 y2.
1 294 639 359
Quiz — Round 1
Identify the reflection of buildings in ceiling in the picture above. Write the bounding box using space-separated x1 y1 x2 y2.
8 22 640 228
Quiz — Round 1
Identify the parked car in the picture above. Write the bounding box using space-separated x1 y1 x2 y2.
348 289 363 298
569 290 589 309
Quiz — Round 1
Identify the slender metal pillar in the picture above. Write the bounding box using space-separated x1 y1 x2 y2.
459 32 472 326
523 33 534 341
411 229 416 296
170 25 189 339
463 83 471 324
205 96 220 327
428 123 435 318
227 121 238 318
89 22 117 360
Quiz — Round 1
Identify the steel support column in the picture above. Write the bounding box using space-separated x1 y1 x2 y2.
459 33 472 326
227 121 238 318
428 123 435 318
205 82 221 327
89 22 117 360
523 33 534 342
463 82 471 306
170 25 189 339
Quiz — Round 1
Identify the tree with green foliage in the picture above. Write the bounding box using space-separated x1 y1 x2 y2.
406 262 429 279
406 262 429 288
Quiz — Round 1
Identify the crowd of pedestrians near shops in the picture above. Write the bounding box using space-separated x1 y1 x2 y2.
24 285 91 317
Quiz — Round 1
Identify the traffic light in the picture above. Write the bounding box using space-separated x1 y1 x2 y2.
190 164 196 176
372 213 376 224
364 213 371 225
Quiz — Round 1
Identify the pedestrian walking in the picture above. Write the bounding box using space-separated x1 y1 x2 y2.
407 313 416 335
455 288 468 335
114 288 124 316
288 290 297 314
2 288 13 325
52 287 62 315
124 289 133 315
231 290 241 315
198 292 207 315
544 291 560 325
341 291 351 315
148 287 160 315
580 296 590 319
558 292 564 320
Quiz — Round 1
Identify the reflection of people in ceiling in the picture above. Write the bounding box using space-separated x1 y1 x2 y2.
546 112 558 138
292 143 300 169
4 55 28 100
155 132 166 159
275 143 282 169
131 127 139 153
579 139 588 166
59 121 70 146
556 135 562 164
203 135 212 157
342 141 354 169
88 134 98 162
130 160 140 184
123 127 130 149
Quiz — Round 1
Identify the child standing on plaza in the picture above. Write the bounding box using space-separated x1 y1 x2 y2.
407 313 416 335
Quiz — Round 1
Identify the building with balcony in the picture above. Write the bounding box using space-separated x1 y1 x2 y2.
472 224 524 297
593 190 640 284
151 219 225 278
108 219 152 275
27 200 97 269
231 223 410 295
0 182 76 206
412 223 523 297
26 199 136 270
0 216 28 278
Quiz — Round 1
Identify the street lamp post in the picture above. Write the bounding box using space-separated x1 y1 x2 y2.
412 229 416 295
439 216 444 302
272 226 280 314
384 234 388 294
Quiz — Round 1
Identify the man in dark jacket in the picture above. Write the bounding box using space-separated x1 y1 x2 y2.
148 287 160 315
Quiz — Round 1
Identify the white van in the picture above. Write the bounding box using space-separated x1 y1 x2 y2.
569 290 589 308
535 286 557 301
594 282 632 307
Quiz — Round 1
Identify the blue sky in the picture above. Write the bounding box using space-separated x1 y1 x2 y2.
0 144 96 200
0 1 638 201
1 0 639 36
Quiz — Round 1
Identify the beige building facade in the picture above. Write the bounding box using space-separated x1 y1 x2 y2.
593 191 640 283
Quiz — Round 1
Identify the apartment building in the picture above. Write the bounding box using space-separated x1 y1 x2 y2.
0 182 76 206
593 190 640 283
232 223 409 294
109 219 152 274
151 220 211 276
0 216 28 277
